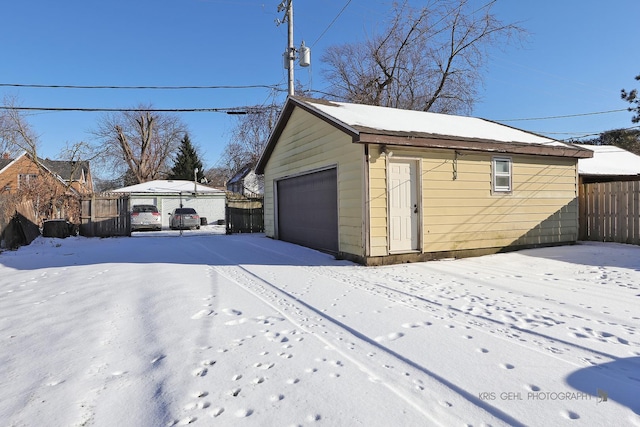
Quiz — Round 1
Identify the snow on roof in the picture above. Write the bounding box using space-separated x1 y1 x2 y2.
112 179 224 193
574 144 640 176
306 99 566 147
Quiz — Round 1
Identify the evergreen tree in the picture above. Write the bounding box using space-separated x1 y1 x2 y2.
168 134 205 181
621 73 640 123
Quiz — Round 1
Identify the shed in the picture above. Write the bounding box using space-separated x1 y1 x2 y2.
113 180 226 228
574 144 640 183
255 96 593 265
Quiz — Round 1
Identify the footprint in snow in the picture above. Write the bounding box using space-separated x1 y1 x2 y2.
374 332 404 342
254 362 275 370
209 407 224 417
401 321 432 328
560 410 580 420
192 367 208 377
185 401 210 410
191 310 213 320
151 355 166 364
234 408 253 418
193 391 208 398
170 416 196 425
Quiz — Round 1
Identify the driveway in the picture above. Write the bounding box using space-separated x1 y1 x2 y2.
0 232 638 426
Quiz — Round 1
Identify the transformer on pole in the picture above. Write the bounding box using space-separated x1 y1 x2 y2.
276 0 310 96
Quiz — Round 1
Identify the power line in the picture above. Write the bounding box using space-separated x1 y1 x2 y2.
553 125 640 141
0 83 282 90
495 108 629 122
0 106 267 114
310 0 352 48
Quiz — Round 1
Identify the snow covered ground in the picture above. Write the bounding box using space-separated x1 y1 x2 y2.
1 227 639 426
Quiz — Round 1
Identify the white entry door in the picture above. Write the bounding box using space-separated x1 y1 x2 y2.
388 159 419 252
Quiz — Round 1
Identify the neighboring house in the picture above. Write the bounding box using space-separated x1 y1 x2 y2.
226 163 264 198
255 96 593 265
574 144 640 184
112 179 226 228
0 152 93 195
0 152 93 225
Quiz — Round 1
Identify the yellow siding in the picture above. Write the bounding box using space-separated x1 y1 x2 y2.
263 108 364 256
368 151 388 256
368 147 579 256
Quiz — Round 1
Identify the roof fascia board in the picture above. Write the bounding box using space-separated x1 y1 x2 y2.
290 97 360 139
0 152 27 174
255 97 361 174
357 132 593 159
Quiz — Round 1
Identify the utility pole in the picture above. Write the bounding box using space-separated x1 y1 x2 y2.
286 0 294 96
277 0 309 97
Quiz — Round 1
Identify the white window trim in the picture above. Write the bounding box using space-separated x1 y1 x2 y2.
17 173 38 189
492 157 512 194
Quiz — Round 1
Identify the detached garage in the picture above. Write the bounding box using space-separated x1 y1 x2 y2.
256 96 593 265
113 180 226 228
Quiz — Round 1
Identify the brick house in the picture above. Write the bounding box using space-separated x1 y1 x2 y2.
0 152 93 224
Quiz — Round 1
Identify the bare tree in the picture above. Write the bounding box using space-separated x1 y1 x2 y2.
321 0 525 114
91 106 187 184
203 166 229 188
0 95 39 157
0 97 86 224
221 104 281 177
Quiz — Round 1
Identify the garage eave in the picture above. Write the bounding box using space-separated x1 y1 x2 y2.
355 131 594 159
256 96 360 174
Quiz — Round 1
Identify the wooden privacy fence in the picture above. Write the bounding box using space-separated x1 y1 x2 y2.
80 193 131 237
579 181 640 245
226 198 264 234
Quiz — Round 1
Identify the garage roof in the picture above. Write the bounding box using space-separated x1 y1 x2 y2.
113 179 224 194
256 97 593 174
574 144 640 176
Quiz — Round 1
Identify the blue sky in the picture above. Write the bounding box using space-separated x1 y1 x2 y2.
1 0 638 173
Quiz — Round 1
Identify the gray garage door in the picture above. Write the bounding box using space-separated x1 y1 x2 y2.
277 168 338 254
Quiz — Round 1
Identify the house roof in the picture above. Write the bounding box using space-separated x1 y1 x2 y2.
41 158 90 181
574 144 640 176
227 163 254 185
0 153 90 179
112 179 224 194
0 158 11 171
256 97 593 173
0 152 91 194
